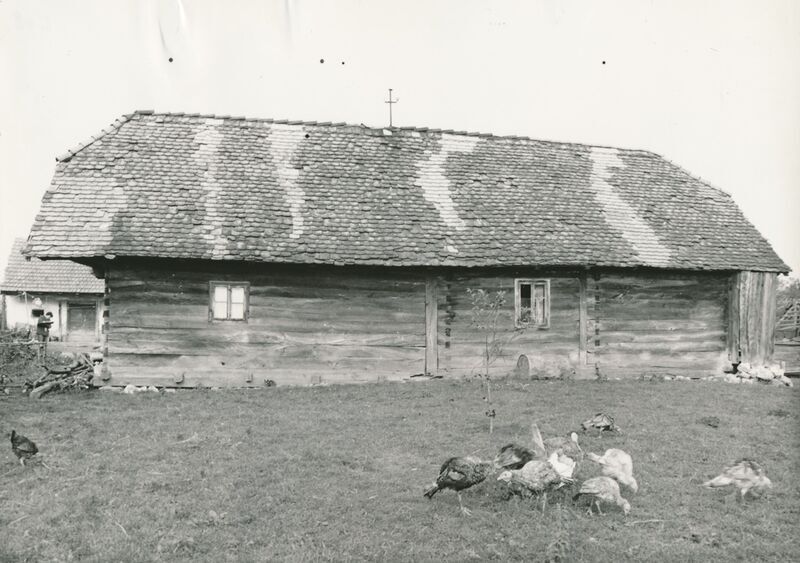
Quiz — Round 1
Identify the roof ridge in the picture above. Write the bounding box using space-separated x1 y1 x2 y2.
56 113 137 162
130 109 657 156
651 153 734 198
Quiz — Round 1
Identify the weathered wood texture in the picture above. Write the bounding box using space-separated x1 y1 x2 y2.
728 271 778 366
437 272 582 378
425 278 438 375
105 263 426 387
593 271 730 377
101 259 766 386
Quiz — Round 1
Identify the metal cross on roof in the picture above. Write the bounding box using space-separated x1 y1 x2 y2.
385 88 399 127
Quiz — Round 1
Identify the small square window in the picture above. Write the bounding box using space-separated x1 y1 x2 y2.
209 282 250 321
515 279 549 328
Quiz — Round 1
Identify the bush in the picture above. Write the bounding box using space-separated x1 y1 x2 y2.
0 328 46 387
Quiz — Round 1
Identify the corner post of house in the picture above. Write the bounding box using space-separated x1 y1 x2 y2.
578 271 588 366
425 276 438 376
731 270 778 366
727 272 741 365
101 262 111 382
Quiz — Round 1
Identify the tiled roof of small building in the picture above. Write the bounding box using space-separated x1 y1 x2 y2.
2 239 104 293
25 110 788 272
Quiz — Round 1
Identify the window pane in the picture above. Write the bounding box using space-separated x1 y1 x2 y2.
213 286 228 303
229 302 245 319
230 286 245 304
519 283 532 324
212 300 228 319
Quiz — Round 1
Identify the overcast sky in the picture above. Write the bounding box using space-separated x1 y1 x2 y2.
1 0 798 277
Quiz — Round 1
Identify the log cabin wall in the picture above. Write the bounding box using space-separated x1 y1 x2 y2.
592 270 730 377
100 260 755 387
104 260 427 387
437 271 583 379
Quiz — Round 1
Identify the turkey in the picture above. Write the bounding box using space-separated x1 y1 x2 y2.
10 430 38 466
494 443 539 470
581 413 620 433
531 422 583 460
586 448 638 493
703 458 772 500
573 476 631 515
424 456 495 516
547 451 577 481
544 432 584 460
497 459 573 512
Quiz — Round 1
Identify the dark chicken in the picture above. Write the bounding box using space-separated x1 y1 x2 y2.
10 430 38 466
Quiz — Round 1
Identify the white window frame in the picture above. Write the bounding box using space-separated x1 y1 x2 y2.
209 281 250 322
514 279 550 329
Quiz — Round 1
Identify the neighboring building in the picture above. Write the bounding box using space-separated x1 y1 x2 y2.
1 238 104 345
24 111 789 387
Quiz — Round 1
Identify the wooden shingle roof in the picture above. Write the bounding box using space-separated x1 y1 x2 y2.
1 239 104 294
25 110 788 272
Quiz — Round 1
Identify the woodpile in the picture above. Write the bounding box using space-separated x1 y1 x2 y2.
26 353 97 399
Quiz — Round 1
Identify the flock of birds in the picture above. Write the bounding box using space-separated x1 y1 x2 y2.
423 413 773 516
8 410 773 518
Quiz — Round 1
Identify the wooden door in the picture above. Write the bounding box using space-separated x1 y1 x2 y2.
66 302 97 343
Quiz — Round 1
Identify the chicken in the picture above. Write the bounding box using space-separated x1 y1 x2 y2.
497 459 573 511
10 430 38 466
494 443 539 470
586 448 638 493
581 413 620 433
424 456 495 516
703 458 772 500
573 476 631 515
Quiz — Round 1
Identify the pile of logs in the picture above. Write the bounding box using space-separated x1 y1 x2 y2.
26 353 96 399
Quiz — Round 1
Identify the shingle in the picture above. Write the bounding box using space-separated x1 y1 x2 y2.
1 239 104 293
23 112 789 272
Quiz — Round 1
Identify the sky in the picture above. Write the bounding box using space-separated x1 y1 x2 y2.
1 0 798 278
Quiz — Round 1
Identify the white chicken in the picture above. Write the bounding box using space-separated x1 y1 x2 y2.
586 448 638 493
703 458 772 500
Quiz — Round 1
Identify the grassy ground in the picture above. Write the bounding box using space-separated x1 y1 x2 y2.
1 378 799 562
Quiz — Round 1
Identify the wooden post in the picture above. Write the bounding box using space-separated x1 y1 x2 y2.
101 264 111 382
727 272 741 364
578 272 588 366
425 277 438 376
731 271 778 366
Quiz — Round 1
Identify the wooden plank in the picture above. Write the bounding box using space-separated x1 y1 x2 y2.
729 271 742 363
579 273 587 365
425 277 438 375
110 326 424 347
598 329 726 344
763 273 777 359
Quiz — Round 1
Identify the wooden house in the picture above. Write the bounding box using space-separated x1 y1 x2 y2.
24 111 789 387
2 238 104 345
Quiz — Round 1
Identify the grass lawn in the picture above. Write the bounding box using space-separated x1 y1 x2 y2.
1 378 799 562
